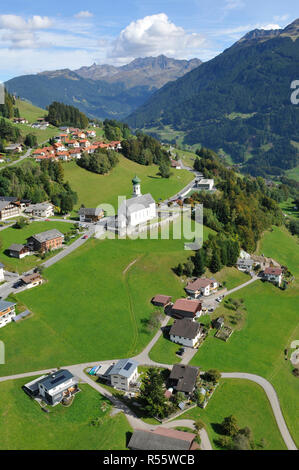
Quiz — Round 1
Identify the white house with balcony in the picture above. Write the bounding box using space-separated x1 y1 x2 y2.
107 359 139 391
170 318 204 348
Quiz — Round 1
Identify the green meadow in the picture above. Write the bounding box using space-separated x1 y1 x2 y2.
178 379 286 450
0 379 131 450
63 156 194 210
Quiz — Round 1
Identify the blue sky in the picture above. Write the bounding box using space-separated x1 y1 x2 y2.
0 0 298 81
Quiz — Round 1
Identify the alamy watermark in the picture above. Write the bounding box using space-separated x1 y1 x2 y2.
290 80 299 104
0 341 4 364
0 82 4 105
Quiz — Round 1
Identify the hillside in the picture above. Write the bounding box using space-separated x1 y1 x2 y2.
5 56 201 121
127 20 299 177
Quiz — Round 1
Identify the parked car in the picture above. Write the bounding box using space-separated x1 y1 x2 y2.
82 235 88 239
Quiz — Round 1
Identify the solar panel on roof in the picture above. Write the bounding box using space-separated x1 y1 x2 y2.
124 362 132 371
50 374 65 385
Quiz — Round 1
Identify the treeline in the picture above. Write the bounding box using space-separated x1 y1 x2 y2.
0 160 77 214
0 118 21 148
121 133 170 166
77 149 119 175
103 119 131 141
46 101 89 128
0 90 19 119
191 148 283 252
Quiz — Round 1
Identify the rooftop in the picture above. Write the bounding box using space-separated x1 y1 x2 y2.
108 358 138 378
29 229 64 244
0 299 16 312
172 298 202 314
128 428 195 450
169 364 199 394
185 278 215 291
170 318 203 340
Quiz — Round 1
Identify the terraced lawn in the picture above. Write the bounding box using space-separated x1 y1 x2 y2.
0 379 131 450
177 379 286 450
63 156 194 210
0 221 77 272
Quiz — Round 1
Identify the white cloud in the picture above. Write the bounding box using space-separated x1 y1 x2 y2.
0 14 52 31
260 24 281 30
74 11 93 19
109 13 206 61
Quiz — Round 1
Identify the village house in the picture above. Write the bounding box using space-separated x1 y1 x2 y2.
171 298 202 319
23 370 80 406
170 159 182 169
151 295 172 308
20 272 43 289
56 152 70 161
27 229 64 253
185 278 218 298
4 143 23 153
79 139 90 148
86 130 96 138
13 117 28 124
169 364 199 397
237 258 254 272
8 243 30 259
169 318 204 348
68 148 82 159
78 207 104 223
59 127 70 133
128 427 199 450
0 300 16 328
263 267 283 286
24 202 54 218
107 359 139 391
0 197 21 221
196 178 214 190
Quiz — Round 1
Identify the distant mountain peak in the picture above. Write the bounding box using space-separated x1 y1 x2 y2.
237 18 299 46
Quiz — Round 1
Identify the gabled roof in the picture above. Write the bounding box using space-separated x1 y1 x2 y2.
264 267 282 275
78 207 103 216
151 295 172 305
128 428 194 450
118 193 155 216
172 299 202 314
38 369 75 391
29 229 64 243
0 299 16 312
170 318 203 340
8 243 27 252
108 359 138 378
185 278 215 291
169 364 199 393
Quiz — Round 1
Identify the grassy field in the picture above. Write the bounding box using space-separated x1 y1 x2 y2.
285 165 299 182
0 378 131 450
63 157 194 210
16 99 47 123
209 266 250 290
0 221 77 272
279 198 299 219
0 221 214 376
177 379 286 450
189 226 299 446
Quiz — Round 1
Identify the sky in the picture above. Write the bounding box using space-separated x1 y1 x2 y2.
0 0 298 81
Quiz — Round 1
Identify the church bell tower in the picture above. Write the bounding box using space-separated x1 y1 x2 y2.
132 175 141 197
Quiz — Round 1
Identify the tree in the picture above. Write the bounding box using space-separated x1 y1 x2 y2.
194 419 205 432
205 369 221 384
139 368 168 418
232 432 250 450
158 161 172 179
193 250 205 277
221 415 239 437
210 249 222 273
175 263 183 276
184 259 194 277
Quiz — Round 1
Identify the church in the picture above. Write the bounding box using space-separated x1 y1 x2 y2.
117 176 156 231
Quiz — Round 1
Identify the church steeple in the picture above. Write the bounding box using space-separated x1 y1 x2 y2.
132 175 141 197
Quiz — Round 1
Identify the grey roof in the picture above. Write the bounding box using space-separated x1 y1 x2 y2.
118 193 155 216
78 207 103 216
29 229 64 243
0 197 18 211
8 243 26 252
0 299 16 312
108 359 138 378
170 318 203 340
37 369 75 391
128 429 193 450
237 258 254 266
169 364 199 394
24 203 53 212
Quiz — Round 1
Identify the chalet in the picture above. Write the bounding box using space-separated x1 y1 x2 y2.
263 267 283 286
237 258 254 272
196 178 214 191
56 151 69 161
170 159 182 169
65 140 80 148
59 127 70 133
185 278 218 297
86 130 96 138
79 139 90 148
23 369 79 406
27 229 64 253
13 118 28 124
0 197 21 221
169 364 199 397
0 300 16 328
8 243 30 259
5 143 23 153
68 148 82 159
107 359 139 391
24 203 54 218
128 427 199 450
171 299 202 319
169 318 204 348
78 207 104 223
21 272 43 289
151 295 172 307
109 141 122 150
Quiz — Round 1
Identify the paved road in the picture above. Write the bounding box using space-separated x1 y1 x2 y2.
222 372 297 451
0 147 32 171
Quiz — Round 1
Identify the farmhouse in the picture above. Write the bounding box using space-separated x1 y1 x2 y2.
196 178 214 190
128 428 199 450
185 278 218 297
13 118 28 124
263 267 283 286
169 364 199 397
0 197 21 221
4 143 23 153
117 176 156 232
237 258 254 271
151 295 172 307
0 300 16 328
108 359 139 391
78 207 104 223
21 273 43 289
24 203 54 218
8 243 30 259
27 229 64 253
171 299 202 319
169 318 204 348
23 370 80 406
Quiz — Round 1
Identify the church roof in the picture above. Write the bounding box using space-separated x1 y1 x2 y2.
132 175 141 184
119 193 155 215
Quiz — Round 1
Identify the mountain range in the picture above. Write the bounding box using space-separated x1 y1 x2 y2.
127 19 299 177
5 55 201 121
